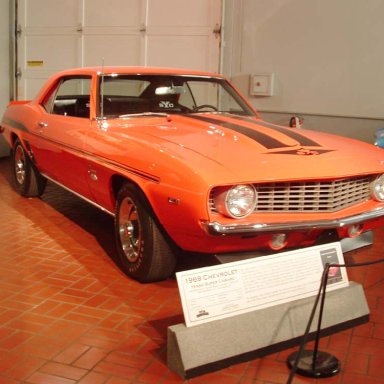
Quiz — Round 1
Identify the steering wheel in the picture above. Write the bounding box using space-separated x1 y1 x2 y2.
193 104 218 112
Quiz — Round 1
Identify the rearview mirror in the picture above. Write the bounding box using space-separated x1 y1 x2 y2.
155 86 184 95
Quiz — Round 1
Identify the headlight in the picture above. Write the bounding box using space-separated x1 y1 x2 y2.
212 184 257 219
371 174 384 201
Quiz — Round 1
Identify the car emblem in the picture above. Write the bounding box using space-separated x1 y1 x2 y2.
296 148 319 155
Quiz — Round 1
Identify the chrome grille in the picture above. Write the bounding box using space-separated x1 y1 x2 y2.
210 176 373 213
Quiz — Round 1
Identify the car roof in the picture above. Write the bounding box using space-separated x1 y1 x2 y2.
55 66 225 79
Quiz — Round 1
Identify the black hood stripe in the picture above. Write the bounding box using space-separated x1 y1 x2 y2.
270 149 333 155
229 115 321 147
186 115 290 149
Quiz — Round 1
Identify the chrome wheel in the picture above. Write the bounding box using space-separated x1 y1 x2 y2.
118 196 142 263
14 145 26 185
12 139 47 197
115 183 176 282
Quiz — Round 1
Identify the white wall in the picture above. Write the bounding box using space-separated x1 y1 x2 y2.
0 0 10 156
225 0 384 143
2 0 384 147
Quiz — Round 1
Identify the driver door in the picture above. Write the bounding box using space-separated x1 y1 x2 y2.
31 76 93 199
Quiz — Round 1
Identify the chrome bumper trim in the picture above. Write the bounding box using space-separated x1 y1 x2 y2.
206 207 384 235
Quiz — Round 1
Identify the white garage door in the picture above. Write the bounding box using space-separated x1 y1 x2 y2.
16 0 222 99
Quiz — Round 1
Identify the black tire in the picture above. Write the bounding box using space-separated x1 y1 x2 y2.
12 139 47 197
114 183 176 283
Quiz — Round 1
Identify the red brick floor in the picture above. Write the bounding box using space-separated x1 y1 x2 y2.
0 155 383 384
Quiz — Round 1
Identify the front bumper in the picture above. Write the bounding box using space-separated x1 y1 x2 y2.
205 207 384 236
214 230 374 264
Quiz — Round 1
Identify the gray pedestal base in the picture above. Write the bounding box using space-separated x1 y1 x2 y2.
167 282 369 379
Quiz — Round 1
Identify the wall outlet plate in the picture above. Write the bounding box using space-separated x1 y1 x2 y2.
249 73 274 96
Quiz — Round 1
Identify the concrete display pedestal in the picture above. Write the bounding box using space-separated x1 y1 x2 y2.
167 282 369 379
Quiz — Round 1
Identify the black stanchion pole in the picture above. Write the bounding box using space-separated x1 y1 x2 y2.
287 264 340 379
286 257 384 383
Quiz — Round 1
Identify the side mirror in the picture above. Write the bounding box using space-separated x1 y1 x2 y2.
289 115 304 128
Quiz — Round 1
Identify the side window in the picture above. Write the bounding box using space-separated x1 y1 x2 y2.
43 77 91 118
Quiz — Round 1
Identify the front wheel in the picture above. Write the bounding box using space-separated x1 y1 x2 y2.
114 183 176 283
12 139 46 197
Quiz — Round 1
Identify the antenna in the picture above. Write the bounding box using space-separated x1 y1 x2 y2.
100 58 105 120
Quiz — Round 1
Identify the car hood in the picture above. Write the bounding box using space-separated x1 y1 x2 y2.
110 113 384 183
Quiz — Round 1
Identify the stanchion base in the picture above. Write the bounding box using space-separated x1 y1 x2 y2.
287 350 340 378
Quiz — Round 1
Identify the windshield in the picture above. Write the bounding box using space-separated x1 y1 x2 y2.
97 74 255 118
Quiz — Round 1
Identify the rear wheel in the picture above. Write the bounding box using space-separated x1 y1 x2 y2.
12 139 46 197
115 183 176 283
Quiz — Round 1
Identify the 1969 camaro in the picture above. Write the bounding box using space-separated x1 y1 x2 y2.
1 66 384 282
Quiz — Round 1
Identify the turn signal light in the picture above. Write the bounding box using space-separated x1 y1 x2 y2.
269 233 287 250
348 224 363 238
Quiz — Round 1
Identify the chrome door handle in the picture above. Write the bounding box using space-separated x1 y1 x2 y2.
38 121 48 128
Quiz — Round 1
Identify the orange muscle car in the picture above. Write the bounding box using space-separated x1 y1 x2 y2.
1 67 384 282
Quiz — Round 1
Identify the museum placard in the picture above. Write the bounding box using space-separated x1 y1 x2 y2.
176 242 348 327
